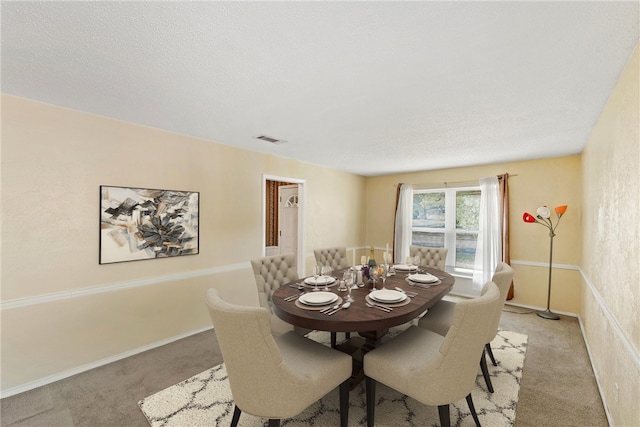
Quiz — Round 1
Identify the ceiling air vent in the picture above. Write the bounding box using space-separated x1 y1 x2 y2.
255 134 287 145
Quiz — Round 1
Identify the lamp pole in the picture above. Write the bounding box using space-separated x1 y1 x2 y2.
523 205 567 320
538 229 560 320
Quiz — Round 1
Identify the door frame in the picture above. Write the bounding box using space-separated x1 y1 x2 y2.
262 174 306 278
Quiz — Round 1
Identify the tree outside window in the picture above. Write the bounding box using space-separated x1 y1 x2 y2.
412 187 480 270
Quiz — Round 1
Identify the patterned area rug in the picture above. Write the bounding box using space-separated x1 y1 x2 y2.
139 329 527 427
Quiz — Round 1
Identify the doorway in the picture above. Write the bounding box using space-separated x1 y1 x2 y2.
263 175 306 277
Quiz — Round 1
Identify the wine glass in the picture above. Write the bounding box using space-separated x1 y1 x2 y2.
370 266 379 291
344 270 355 303
312 264 321 291
405 256 414 276
321 265 332 291
384 252 392 265
379 263 389 289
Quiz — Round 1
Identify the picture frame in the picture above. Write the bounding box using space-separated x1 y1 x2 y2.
99 185 199 264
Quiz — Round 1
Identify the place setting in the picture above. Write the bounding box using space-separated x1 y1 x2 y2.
392 263 418 273
392 255 420 274
406 271 441 288
301 265 338 291
365 288 410 311
294 291 343 312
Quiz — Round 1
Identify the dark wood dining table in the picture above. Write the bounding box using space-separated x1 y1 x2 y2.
272 266 454 387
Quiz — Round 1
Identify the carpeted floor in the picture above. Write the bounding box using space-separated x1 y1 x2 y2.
138 330 527 427
0 309 608 427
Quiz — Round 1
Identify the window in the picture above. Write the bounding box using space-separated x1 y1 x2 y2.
411 187 481 271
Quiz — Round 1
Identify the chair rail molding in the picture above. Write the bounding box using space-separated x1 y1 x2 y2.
0 262 249 311
578 266 640 370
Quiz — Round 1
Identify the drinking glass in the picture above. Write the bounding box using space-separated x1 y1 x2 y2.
344 270 355 303
414 256 421 271
312 264 321 291
405 256 413 277
321 265 332 291
370 267 379 291
384 252 392 265
379 263 389 289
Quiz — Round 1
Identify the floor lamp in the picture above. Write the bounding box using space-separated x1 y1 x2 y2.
523 205 568 320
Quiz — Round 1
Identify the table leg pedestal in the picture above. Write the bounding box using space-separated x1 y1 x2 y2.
335 329 388 389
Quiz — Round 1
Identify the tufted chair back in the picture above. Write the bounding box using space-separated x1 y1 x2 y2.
409 246 448 270
205 288 352 426
363 282 500 426
250 253 298 315
417 282 500 401
314 247 350 269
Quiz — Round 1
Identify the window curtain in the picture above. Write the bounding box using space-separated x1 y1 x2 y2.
473 176 501 290
393 183 413 264
498 173 514 299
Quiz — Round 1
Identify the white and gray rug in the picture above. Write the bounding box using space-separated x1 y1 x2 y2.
139 329 527 427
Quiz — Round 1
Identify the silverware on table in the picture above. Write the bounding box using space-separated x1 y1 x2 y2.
406 279 433 289
395 287 418 297
320 304 340 313
284 291 306 301
326 302 351 315
366 302 392 312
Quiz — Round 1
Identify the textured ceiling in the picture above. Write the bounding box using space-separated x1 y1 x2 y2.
2 1 638 176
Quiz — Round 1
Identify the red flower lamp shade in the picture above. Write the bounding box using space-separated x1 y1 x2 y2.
523 212 536 223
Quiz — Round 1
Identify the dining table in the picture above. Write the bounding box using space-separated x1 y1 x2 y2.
272 265 455 387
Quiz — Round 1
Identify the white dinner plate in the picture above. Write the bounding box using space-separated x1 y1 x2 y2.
370 289 407 303
304 276 336 286
299 292 338 306
407 273 439 284
394 264 418 271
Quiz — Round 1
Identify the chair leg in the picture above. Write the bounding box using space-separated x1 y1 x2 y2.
230 405 241 427
437 404 451 427
331 332 337 348
466 393 482 427
365 376 376 427
339 379 349 427
479 350 494 393
485 342 497 366
267 419 280 427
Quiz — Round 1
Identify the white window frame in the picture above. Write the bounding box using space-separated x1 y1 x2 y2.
411 185 480 275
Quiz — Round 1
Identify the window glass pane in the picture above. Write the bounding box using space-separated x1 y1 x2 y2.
412 192 445 228
456 233 477 268
456 190 480 231
411 232 444 248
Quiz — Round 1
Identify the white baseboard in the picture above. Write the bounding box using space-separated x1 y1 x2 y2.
577 314 614 427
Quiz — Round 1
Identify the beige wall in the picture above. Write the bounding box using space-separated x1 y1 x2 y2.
2 40 639 424
0 95 366 392
366 155 583 314
581 43 640 426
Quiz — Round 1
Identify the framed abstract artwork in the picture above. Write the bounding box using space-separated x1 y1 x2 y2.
99 185 199 264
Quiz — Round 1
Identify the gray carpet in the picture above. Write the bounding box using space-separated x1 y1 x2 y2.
138 330 527 427
0 310 608 427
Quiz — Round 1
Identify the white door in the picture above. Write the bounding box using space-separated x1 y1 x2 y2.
278 185 298 256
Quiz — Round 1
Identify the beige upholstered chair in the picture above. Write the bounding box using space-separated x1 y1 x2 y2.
409 245 448 270
313 246 352 346
417 262 515 393
250 253 309 336
364 282 500 427
314 247 350 269
206 289 352 427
